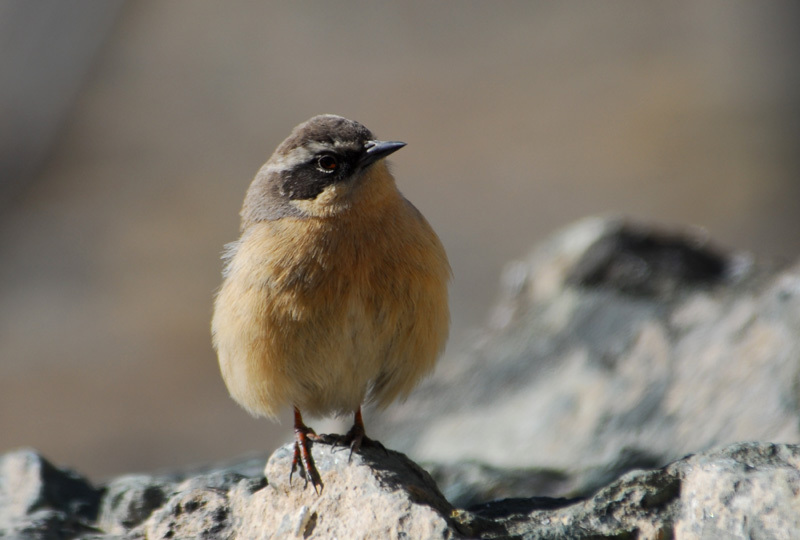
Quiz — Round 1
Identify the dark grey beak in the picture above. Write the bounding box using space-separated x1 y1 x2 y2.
360 140 406 168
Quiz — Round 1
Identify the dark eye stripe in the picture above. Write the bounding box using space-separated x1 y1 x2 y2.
281 167 334 200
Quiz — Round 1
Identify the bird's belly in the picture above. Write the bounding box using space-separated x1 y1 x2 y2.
285 295 396 416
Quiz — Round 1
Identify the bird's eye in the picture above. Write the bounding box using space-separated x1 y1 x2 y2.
317 155 338 172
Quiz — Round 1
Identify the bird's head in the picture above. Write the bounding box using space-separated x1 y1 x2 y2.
242 115 406 225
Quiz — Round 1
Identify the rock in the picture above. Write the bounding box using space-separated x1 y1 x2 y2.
424 445 664 509
114 442 481 539
475 442 800 539
372 217 800 481
234 443 470 539
424 460 574 509
96 474 175 536
2 442 800 538
0 448 102 539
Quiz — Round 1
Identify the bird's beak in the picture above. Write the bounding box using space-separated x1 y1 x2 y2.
360 140 406 169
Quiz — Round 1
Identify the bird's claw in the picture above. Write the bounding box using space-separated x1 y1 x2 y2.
330 408 388 461
290 411 323 493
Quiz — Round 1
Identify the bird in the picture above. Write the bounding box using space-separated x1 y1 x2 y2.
211 114 450 491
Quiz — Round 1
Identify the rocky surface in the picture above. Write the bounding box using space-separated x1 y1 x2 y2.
374 217 800 478
2 441 800 539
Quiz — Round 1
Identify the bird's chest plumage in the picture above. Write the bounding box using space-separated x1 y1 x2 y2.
274 217 408 338
257 215 421 412
214 198 448 417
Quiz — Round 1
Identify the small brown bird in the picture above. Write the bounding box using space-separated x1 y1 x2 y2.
211 115 450 490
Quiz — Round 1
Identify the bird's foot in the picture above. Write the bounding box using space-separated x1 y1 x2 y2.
331 425 387 461
290 408 323 493
328 407 388 461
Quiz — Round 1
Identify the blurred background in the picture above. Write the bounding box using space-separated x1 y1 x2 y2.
1 1 798 481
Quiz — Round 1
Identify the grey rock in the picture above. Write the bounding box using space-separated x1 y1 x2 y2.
96 475 175 536
373 217 800 480
0 448 101 539
424 461 573 509
425 445 664 509
476 442 800 540
122 442 473 539
3 442 800 538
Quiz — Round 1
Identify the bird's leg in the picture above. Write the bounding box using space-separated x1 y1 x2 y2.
337 406 386 461
344 407 367 455
289 407 322 493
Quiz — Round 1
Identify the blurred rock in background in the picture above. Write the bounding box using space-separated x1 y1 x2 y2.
1 1 798 479
374 217 800 484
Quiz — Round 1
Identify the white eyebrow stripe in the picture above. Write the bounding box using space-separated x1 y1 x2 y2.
259 147 313 175
305 142 331 154
306 140 357 152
